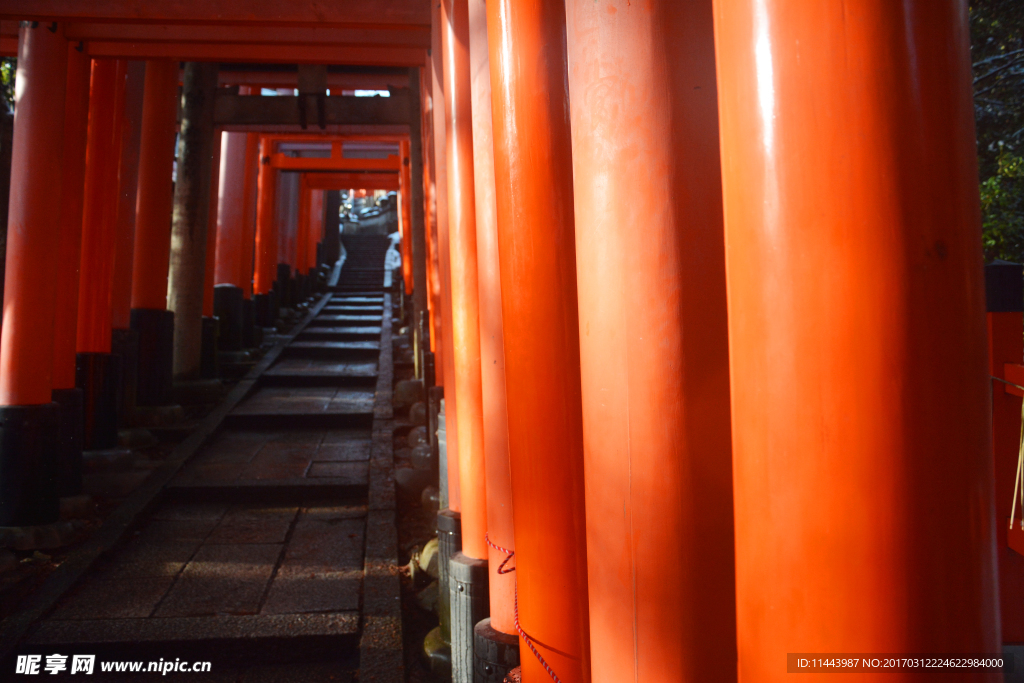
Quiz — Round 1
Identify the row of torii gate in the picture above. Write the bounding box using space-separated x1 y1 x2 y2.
0 1 1015 682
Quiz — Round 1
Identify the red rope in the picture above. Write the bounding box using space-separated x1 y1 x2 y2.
486 534 562 683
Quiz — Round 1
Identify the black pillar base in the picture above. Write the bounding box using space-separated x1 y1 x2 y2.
0 403 60 526
276 263 292 308
288 276 298 307
474 618 519 683
76 352 122 451
451 552 489 683
424 351 436 389
51 388 84 497
269 288 280 321
131 308 174 407
200 316 219 379
111 327 139 427
254 293 273 328
438 509 462 640
213 284 244 352
242 297 256 348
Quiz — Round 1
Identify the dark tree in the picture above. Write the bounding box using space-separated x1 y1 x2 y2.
971 0 1024 261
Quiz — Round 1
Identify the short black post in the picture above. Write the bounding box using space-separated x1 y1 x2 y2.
0 402 60 526
242 296 256 347
111 327 139 426
438 509 462 641
253 293 272 328
473 618 520 683
200 316 219 379
424 350 436 389
75 352 122 450
213 284 244 351
450 552 489 683
51 388 84 496
130 308 174 406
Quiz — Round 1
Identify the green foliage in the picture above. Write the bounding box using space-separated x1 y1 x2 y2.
0 58 14 116
971 0 1024 261
980 146 1024 261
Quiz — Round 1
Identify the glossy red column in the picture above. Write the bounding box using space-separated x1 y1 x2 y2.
713 2 999 679
564 2 736 680
254 137 279 295
52 44 92 392
468 0 514 633
238 133 260 298
423 63 442 364
486 0 590 680
1 22 68 405
433 5 460 506
77 59 127 356
214 130 251 289
442 0 487 561
131 60 178 312
400 138 414 295
110 62 146 331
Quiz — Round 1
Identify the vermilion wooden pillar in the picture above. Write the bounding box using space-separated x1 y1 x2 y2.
109 61 146 424
76 59 127 450
433 3 460 507
399 139 414 294
110 62 146 334
713 2 1000 679
131 59 178 314
0 22 68 525
254 137 278 296
77 60 126 358
52 44 92 395
442 0 487 565
485 0 591 680
51 42 92 496
214 130 251 289
564 2 736 680
468 0 516 647
423 64 442 364
130 59 178 407
239 132 259 298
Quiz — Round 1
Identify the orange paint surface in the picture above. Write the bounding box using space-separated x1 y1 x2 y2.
1 24 68 405
131 59 178 311
486 0 591 678
713 1 999 679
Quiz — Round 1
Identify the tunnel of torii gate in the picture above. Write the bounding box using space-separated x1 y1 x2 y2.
0 1 1016 682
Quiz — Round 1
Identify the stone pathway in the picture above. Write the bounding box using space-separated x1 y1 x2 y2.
13 247 402 681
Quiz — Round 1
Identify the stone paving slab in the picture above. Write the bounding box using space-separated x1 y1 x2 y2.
266 358 378 376
29 612 359 644
41 502 368 635
231 387 375 416
296 326 382 341
331 296 383 303
262 512 364 615
155 543 283 617
308 315 382 326
284 341 381 356
174 431 372 487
